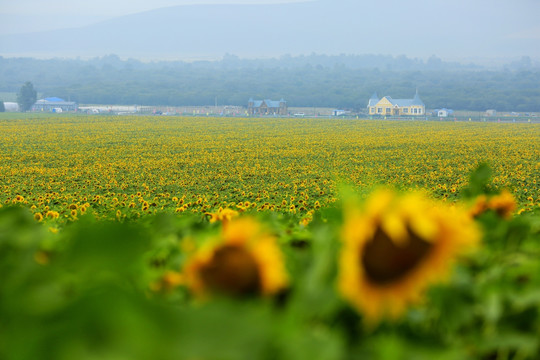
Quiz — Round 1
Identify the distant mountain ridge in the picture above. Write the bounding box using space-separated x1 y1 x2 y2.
0 2 335 59
0 0 539 60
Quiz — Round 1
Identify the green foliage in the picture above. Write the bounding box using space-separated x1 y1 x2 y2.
1 57 540 111
16 81 37 112
461 162 495 199
1 172 539 360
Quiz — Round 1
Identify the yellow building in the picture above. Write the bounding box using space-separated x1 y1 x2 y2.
368 91 425 116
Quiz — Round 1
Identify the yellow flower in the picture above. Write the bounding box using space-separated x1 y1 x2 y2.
34 212 43 222
488 190 516 219
468 194 488 218
46 210 59 219
338 189 480 325
150 271 184 292
469 190 516 219
183 217 288 298
206 207 239 223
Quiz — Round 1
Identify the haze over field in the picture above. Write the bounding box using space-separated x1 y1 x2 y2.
1 0 540 63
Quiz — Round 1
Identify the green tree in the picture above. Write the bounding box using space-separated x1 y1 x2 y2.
17 81 37 112
0 101 5 112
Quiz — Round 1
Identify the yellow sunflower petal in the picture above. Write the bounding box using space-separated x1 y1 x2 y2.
338 189 481 325
183 217 288 299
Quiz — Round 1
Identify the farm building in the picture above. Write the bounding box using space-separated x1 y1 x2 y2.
2 102 19 112
367 91 425 116
248 98 287 116
32 97 78 112
437 108 453 117
332 109 351 116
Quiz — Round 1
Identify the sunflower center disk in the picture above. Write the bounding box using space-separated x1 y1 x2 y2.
200 245 261 296
361 227 433 285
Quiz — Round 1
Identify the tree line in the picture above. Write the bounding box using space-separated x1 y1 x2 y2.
1 55 539 112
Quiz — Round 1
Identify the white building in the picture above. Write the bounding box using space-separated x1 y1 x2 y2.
3 102 19 112
31 97 77 112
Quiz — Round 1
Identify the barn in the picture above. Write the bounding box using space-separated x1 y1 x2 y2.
247 98 287 116
32 97 78 112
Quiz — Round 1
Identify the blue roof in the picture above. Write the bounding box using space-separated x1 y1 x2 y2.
369 91 424 108
264 100 281 108
367 92 379 107
410 91 425 106
387 97 416 107
43 97 66 102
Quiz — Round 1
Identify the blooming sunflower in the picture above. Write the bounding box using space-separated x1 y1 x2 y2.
469 190 516 219
206 207 239 224
338 189 480 324
183 217 288 299
487 190 516 219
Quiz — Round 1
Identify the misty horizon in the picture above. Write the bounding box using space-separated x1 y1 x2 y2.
1 0 539 63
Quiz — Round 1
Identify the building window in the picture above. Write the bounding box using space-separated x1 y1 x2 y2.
377 107 382 114
386 108 391 114
403 108 408 113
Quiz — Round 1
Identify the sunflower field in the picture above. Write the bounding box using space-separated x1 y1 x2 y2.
1 114 539 359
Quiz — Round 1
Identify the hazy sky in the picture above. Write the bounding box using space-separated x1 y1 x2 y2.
1 0 539 61
2 0 539 35
1 0 310 16
0 0 311 34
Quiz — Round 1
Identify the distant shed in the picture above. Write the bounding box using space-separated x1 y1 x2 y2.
437 108 453 117
3 102 19 112
32 97 77 112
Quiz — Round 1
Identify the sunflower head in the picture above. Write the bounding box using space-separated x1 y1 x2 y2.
469 190 516 219
487 190 516 219
339 189 480 325
207 207 239 224
46 211 59 219
183 217 288 299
